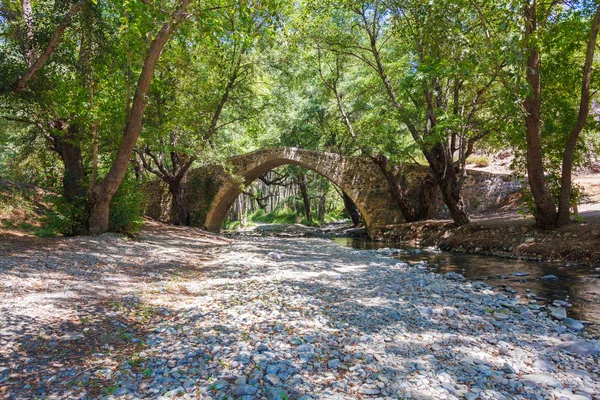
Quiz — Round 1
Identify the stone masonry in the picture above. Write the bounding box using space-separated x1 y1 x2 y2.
143 147 522 238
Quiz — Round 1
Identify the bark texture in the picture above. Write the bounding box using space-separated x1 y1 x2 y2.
372 154 418 222
523 4 557 229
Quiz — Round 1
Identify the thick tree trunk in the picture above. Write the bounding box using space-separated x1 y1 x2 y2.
50 122 87 234
88 0 190 234
342 192 361 226
169 180 189 226
424 143 470 226
556 4 600 227
417 173 437 220
298 173 312 222
371 154 418 222
523 4 557 230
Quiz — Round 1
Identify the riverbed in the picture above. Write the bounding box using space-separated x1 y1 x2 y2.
333 237 600 335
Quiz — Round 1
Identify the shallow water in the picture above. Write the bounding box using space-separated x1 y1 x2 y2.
333 237 600 333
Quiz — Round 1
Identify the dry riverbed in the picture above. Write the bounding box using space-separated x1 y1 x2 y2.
1 222 599 400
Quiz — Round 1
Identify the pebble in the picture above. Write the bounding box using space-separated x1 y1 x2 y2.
5 234 599 399
548 306 568 320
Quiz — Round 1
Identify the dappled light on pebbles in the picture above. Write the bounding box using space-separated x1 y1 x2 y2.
1 228 599 399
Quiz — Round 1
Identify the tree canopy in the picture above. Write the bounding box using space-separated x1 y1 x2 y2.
1 0 599 234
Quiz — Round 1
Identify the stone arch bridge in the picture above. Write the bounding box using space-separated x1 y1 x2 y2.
144 147 519 238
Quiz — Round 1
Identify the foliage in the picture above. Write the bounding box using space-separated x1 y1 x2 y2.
0 0 598 232
108 175 145 235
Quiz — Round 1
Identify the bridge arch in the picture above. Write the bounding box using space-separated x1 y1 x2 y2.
202 147 405 236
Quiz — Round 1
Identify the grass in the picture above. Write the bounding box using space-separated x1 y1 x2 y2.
224 208 349 230
466 154 490 168
0 185 48 235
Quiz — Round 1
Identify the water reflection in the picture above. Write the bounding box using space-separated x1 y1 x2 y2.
333 237 600 333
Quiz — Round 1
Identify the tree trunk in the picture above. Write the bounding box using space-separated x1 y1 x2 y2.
169 179 189 226
371 154 418 222
424 143 470 226
523 3 557 230
298 173 312 222
318 192 327 224
49 122 87 234
556 4 600 227
342 192 361 226
88 0 190 234
417 173 437 220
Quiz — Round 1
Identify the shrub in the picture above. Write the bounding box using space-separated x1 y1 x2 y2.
109 177 145 235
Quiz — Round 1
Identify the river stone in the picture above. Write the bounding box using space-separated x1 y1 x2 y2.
296 344 315 354
563 318 585 331
522 373 563 388
358 385 380 395
264 373 279 385
555 341 600 356
541 274 558 280
266 387 288 400
445 272 465 281
548 306 567 321
257 343 271 353
501 363 516 374
232 384 258 396
532 359 555 372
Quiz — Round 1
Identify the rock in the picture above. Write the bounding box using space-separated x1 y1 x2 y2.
512 272 530 277
296 344 315 354
501 363 516 374
548 306 567 321
62 332 85 341
232 384 258 397
164 387 186 397
327 358 341 369
264 373 280 385
541 274 558 280
257 343 271 353
267 252 282 260
212 379 229 390
266 387 288 400
555 341 600 356
532 359 554 372
445 272 465 281
358 385 380 395
522 373 562 388
465 392 479 400
563 318 585 331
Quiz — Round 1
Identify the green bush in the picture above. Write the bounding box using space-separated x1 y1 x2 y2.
466 155 490 168
35 193 85 237
109 177 145 235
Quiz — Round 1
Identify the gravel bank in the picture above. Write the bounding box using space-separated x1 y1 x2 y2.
1 227 599 399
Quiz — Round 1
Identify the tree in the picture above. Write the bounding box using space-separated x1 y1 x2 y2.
305 0 503 226
134 2 269 225
87 0 192 234
520 1 600 228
